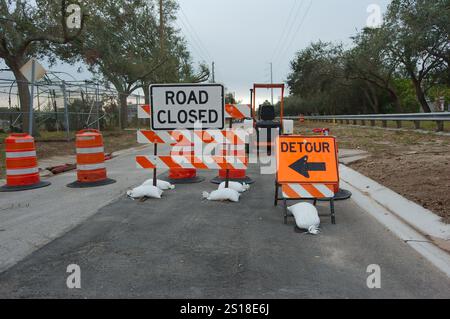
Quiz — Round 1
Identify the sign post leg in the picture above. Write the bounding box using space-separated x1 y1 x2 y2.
283 198 288 225
274 182 279 207
153 143 158 187
330 198 336 225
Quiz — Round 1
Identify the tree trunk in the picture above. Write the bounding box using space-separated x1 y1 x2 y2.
387 88 401 113
118 92 129 129
9 63 29 132
7 59 41 136
143 82 151 105
412 78 432 113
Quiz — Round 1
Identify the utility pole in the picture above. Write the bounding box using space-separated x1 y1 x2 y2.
270 62 273 105
159 0 164 53
212 62 215 83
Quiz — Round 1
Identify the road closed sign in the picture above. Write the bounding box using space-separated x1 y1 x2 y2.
150 84 224 130
276 135 339 184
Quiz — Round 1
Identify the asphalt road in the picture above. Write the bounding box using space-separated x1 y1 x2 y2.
0 164 449 298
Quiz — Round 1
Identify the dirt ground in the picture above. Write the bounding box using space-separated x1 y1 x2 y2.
295 122 450 223
0 130 139 179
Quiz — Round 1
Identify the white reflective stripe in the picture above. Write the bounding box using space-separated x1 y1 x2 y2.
314 184 335 198
77 163 105 171
6 167 39 176
15 138 33 143
6 151 36 158
76 147 104 154
138 106 151 119
78 136 95 141
289 184 313 198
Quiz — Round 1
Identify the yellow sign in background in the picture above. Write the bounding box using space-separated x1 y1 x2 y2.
276 136 339 184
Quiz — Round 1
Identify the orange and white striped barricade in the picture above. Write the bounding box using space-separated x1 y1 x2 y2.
225 104 252 120
211 104 254 185
210 142 254 185
165 142 204 184
136 155 248 171
0 133 51 192
137 129 249 184
275 135 341 225
138 104 151 119
67 129 116 188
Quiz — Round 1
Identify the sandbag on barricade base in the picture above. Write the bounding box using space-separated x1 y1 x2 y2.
127 185 163 200
218 181 250 193
202 189 240 203
141 179 175 190
287 202 321 235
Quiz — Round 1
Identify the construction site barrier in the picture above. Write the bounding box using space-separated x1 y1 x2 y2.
1 133 51 192
67 129 116 188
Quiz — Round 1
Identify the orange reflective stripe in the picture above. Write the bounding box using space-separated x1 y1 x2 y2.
282 185 299 199
6 158 37 169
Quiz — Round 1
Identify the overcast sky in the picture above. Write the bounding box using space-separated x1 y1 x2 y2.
176 0 391 104
1 0 391 105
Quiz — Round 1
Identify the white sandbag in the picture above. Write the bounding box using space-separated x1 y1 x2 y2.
218 181 250 193
202 188 240 203
127 185 163 199
287 202 320 235
142 179 175 190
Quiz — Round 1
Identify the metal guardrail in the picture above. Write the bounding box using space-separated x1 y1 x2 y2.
284 112 450 131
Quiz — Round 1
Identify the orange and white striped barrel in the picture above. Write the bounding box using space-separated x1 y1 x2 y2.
4 133 40 187
218 143 247 180
168 142 197 180
75 129 108 183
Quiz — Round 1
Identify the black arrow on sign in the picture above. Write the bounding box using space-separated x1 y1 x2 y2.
289 156 326 178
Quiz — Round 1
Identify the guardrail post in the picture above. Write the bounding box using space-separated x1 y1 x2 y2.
361 120 366 126
370 120 376 127
436 121 444 132
396 120 402 129
382 120 387 128
414 121 421 130
346 120 350 125
353 120 357 125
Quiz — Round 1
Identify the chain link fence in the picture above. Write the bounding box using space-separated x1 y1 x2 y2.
0 76 146 139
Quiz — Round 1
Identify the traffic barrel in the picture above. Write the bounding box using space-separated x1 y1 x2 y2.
67 129 116 188
0 133 51 192
164 142 204 184
211 143 254 185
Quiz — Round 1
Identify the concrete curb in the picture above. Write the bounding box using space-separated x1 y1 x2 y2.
340 164 450 277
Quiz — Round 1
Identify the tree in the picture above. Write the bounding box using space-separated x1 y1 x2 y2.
57 0 209 128
345 28 402 113
384 0 449 112
0 0 84 134
55 0 163 128
287 42 365 115
140 0 209 104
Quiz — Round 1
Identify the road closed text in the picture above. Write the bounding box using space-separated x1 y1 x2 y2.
151 84 224 130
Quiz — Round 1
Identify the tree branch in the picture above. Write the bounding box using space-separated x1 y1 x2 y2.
17 0 86 56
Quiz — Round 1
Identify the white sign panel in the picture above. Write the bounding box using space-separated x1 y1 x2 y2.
150 84 224 131
20 58 47 82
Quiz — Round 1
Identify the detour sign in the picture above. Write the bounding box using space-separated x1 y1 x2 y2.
276 135 339 184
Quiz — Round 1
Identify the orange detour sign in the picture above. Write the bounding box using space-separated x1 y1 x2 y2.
276 135 339 185
275 135 339 225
